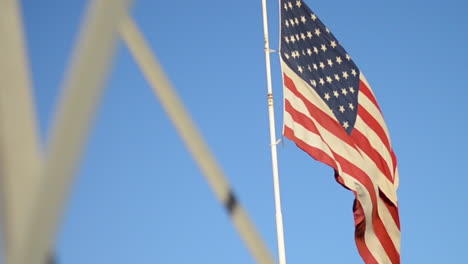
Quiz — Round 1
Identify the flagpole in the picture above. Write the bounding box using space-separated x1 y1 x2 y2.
260 0 287 263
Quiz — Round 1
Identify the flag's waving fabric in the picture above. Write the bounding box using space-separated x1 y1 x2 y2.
280 1 400 263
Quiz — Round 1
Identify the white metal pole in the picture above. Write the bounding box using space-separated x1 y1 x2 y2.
119 16 275 264
260 0 287 263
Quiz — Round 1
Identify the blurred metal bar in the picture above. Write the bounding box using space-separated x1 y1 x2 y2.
0 0 42 263
18 1 134 264
120 15 276 264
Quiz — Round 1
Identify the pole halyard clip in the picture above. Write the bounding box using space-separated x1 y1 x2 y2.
271 138 282 146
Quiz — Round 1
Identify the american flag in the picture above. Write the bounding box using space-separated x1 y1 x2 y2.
280 1 400 263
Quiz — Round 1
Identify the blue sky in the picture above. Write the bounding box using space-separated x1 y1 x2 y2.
7 0 468 263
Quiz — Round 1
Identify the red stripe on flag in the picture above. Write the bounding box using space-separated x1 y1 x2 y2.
357 105 392 154
351 128 394 182
284 125 337 169
372 212 400 264
359 80 381 112
380 191 401 229
284 99 320 135
359 80 399 178
391 152 398 174
353 199 379 264
284 100 338 168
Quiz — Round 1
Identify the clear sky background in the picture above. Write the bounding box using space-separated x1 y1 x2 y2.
8 0 468 263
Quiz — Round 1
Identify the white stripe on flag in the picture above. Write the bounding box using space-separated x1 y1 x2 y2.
359 74 392 146
354 118 394 178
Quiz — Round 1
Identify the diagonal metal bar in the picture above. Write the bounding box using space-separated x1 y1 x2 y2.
0 1 42 263
18 1 134 264
119 15 276 264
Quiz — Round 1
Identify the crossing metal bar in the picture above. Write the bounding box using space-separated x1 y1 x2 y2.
120 15 276 264
18 1 134 264
0 1 42 263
